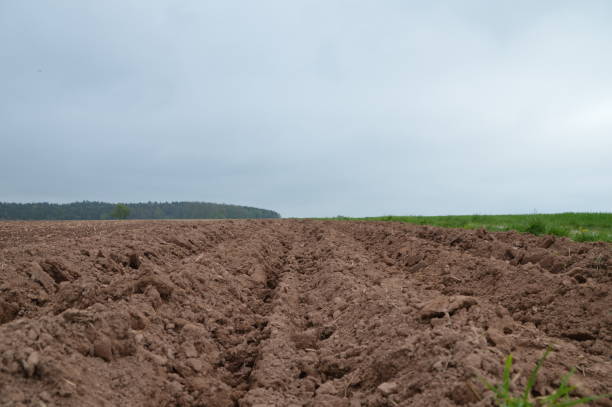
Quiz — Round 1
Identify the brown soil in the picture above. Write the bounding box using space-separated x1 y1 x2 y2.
0 220 610 407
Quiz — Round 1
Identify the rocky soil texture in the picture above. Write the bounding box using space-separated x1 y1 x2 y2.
0 220 610 406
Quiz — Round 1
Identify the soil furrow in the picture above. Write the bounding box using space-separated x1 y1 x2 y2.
0 220 609 407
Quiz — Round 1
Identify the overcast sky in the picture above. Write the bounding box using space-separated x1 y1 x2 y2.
1 1 611 217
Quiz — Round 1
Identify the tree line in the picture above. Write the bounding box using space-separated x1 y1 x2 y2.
0 201 281 220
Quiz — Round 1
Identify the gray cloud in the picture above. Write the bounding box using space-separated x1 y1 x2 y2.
1 0 611 217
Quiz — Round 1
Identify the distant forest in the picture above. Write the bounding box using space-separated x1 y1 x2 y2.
0 201 281 220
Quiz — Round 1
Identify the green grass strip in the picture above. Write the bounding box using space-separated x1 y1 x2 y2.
320 213 612 243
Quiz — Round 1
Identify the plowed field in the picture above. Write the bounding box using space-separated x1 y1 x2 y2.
0 220 610 406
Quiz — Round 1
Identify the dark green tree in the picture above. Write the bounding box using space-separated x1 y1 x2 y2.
0 201 280 220
110 203 130 219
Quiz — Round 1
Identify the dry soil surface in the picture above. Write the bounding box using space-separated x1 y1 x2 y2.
0 220 610 407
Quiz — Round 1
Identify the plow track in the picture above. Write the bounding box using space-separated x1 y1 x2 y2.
0 220 610 406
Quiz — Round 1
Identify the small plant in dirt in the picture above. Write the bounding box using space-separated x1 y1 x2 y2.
483 347 609 407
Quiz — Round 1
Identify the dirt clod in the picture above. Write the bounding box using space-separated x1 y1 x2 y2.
128 253 141 269
21 351 40 377
93 336 113 362
420 295 477 320
377 381 398 396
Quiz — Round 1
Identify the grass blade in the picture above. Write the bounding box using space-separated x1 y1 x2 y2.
503 354 513 398
556 395 609 407
522 347 551 403
543 369 575 404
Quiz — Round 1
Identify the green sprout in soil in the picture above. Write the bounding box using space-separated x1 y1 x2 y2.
483 347 610 407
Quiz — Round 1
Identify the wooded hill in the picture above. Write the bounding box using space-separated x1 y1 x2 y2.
0 201 281 220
